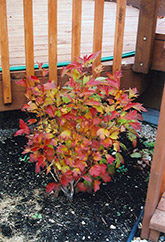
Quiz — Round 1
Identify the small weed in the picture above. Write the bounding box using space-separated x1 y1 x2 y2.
116 165 128 174
19 155 30 163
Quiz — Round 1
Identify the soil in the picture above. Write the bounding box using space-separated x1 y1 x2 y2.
0 111 154 242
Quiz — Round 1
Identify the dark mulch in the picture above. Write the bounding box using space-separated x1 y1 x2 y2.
0 111 150 242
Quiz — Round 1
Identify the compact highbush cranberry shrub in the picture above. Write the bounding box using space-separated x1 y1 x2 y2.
15 53 146 200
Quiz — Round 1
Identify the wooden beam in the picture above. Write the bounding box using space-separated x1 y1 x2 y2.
92 0 104 72
0 64 148 112
48 0 57 83
0 0 12 104
151 34 165 72
133 0 159 74
71 0 82 62
23 0 34 76
112 0 126 74
141 83 165 239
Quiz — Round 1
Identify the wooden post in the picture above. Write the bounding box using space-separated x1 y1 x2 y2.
141 83 165 239
48 0 57 83
133 0 159 74
71 0 82 62
23 0 34 76
0 0 12 104
112 0 126 75
92 0 104 73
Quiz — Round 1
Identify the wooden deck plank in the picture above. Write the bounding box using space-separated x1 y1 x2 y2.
157 197 165 211
150 209 165 233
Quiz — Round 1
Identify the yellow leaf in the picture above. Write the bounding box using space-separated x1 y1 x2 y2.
60 130 71 139
97 128 109 140
104 105 115 113
110 131 119 139
93 105 103 113
84 112 92 119
61 107 69 114
56 161 62 170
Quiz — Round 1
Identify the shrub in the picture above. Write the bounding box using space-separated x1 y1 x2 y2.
15 53 146 200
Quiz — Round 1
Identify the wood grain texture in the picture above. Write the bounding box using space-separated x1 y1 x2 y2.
112 0 126 74
71 0 82 61
48 0 57 83
0 0 12 104
133 0 159 74
141 83 165 239
92 0 104 72
23 0 34 76
150 209 165 233
149 229 160 242
151 33 165 72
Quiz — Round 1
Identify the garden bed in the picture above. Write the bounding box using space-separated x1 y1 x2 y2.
0 111 157 242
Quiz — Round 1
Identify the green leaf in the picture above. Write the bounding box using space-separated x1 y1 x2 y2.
117 212 121 216
62 96 71 104
130 152 142 158
38 214 42 219
143 141 155 148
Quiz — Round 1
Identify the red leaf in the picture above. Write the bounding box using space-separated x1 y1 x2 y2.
46 183 61 193
99 164 107 175
28 119 37 125
35 163 41 173
15 78 27 87
94 180 101 192
82 175 92 183
105 154 115 164
61 175 72 187
15 119 29 136
46 106 55 117
77 182 87 192
44 81 57 90
89 165 100 177
38 155 45 167
14 129 25 136
101 173 111 183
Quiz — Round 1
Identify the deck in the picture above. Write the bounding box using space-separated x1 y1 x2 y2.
0 0 164 68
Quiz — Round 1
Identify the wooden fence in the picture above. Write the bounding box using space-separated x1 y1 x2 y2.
0 0 127 105
0 1 164 240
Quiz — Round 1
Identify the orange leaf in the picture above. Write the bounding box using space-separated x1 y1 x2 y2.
94 180 101 192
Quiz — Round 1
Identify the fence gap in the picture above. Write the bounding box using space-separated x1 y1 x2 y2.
71 0 82 62
112 0 126 76
0 0 12 104
48 0 57 83
92 0 104 74
23 0 34 76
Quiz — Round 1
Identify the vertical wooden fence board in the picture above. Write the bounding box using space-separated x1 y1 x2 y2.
71 0 82 62
92 0 104 72
112 0 126 75
141 83 165 239
133 0 159 74
0 0 12 104
23 0 34 76
48 0 57 83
